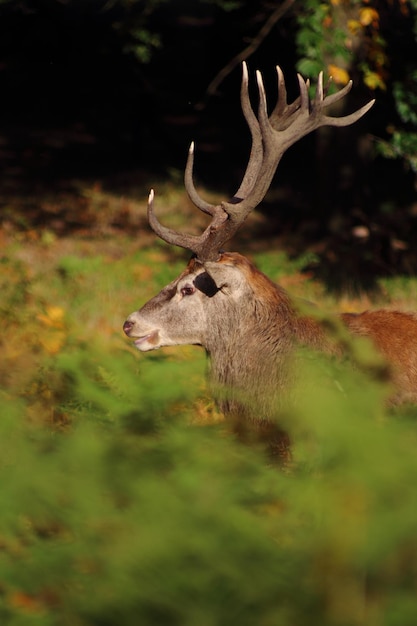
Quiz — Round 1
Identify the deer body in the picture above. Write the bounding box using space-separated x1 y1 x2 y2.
341 310 417 404
124 252 417 422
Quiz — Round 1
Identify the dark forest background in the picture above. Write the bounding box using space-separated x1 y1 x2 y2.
1 0 417 285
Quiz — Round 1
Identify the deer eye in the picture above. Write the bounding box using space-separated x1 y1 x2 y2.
180 284 195 297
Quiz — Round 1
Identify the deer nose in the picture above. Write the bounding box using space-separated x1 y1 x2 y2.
123 320 134 335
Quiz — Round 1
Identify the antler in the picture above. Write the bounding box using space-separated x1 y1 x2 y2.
148 63 375 262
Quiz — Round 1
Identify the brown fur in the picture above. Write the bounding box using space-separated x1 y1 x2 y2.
341 310 417 404
224 254 417 406
212 256 417 460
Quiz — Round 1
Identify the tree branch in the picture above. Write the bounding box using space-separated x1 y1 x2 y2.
198 0 297 108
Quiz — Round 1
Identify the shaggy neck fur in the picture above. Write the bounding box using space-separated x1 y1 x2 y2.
203 256 328 421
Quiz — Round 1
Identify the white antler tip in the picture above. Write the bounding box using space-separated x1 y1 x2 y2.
189 141 195 154
148 189 155 203
256 70 266 93
242 61 248 82
296 73 307 92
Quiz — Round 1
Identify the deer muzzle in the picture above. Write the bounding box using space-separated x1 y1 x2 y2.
123 316 161 351
123 320 135 335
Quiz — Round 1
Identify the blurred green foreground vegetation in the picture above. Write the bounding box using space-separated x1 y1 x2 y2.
2 185 417 626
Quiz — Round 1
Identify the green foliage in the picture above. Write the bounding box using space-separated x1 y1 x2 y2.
2 338 417 624
377 130 417 173
377 70 417 172
295 0 354 81
97 0 169 64
392 72 417 127
294 0 417 173
0 256 30 317
106 0 246 80
2 231 417 625
255 250 318 281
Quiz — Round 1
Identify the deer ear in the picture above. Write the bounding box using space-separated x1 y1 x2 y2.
193 271 219 298
203 261 244 293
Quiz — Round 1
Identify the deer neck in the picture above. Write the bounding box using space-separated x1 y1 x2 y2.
203 284 297 415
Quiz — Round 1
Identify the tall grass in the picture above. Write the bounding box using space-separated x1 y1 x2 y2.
1 224 417 625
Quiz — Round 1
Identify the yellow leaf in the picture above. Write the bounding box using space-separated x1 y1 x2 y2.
347 19 362 35
364 71 386 91
37 305 65 329
359 7 379 26
39 331 66 355
328 65 350 85
45 305 65 323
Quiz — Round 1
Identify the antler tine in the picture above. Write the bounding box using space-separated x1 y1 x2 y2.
323 75 333 98
297 73 310 113
315 71 324 106
233 62 263 201
147 189 200 250
322 98 375 127
270 66 304 130
184 142 217 216
255 70 272 139
323 79 353 107
222 70 280 221
147 188 228 260
311 74 375 125
275 65 288 116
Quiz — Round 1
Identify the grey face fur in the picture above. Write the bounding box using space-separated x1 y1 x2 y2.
123 254 255 353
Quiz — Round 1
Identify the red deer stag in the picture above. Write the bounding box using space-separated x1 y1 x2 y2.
124 63 417 458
